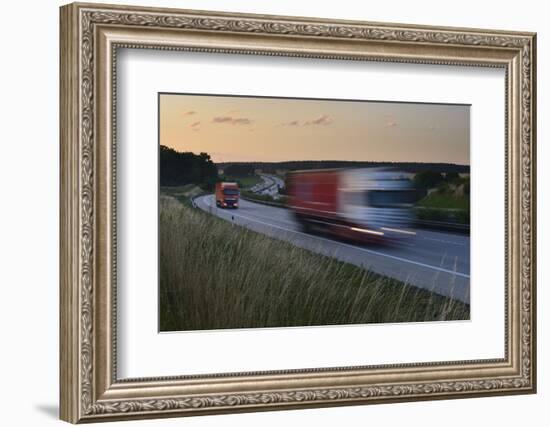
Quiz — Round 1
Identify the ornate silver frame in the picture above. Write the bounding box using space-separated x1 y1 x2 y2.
60 2 536 423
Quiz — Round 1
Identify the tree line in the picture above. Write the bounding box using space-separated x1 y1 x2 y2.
217 160 470 174
160 145 218 188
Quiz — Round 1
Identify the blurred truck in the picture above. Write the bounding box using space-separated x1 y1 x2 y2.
215 182 240 209
286 168 417 242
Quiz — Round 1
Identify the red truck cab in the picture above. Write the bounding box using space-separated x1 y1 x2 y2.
215 182 240 209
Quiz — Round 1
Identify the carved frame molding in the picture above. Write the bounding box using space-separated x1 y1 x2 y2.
60 2 536 423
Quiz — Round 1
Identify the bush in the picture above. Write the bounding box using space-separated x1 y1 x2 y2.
463 179 470 195
414 170 445 189
445 171 460 182
415 208 448 222
436 181 449 193
453 209 470 224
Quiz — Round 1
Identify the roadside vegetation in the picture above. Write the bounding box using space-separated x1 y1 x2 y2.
219 164 263 190
240 190 287 207
413 171 470 226
224 175 262 189
160 184 204 207
159 196 469 332
417 192 469 210
160 145 219 190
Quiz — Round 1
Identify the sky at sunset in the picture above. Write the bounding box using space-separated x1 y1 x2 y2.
159 93 470 165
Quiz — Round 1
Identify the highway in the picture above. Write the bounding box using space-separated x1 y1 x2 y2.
194 194 470 303
250 174 285 198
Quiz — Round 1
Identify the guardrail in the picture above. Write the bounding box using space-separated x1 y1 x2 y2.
240 194 286 208
241 198 469 233
190 192 209 208
251 175 278 194
413 219 469 233
413 207 469 233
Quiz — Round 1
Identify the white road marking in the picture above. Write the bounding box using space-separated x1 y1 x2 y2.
422 236 466 246
200 195 469 278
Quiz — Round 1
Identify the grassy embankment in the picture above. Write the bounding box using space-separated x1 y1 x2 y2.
160 184 204 206
240 190 287 207
160 196 469 331
415 178 470 225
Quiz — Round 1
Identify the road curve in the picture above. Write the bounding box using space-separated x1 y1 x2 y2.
250 174 284 197
195 194 470 303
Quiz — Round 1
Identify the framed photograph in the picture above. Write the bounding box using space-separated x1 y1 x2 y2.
60 2 536 423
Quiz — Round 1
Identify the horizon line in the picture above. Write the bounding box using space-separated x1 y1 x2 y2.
214 159 470 167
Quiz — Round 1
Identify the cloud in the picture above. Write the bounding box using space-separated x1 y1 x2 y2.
190 121 201 128
212 116 253 125
182 110 197 116
212 116 232 123
233 118 253 125
281 120 300 127
304 114 332 126
281 114 332 127
383 113 397 128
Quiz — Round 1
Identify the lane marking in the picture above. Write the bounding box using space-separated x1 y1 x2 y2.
380 227 416 236
199 195 470 278
422 237 466 246
242 198 467 247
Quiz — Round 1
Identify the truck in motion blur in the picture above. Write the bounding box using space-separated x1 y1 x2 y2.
215 182 240 209
286 168 417 242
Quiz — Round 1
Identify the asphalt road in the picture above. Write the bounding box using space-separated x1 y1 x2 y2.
194 194 470 303
250 174 284 197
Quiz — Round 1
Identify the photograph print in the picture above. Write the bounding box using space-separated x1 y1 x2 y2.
159 93 470 332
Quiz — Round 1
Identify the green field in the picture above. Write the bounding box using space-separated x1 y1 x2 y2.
417 192 469 210
224 174 262 189
415 183 470 225
159 196 469 331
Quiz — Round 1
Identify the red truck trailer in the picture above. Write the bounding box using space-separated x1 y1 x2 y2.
286 168 417 242
215 182 240 209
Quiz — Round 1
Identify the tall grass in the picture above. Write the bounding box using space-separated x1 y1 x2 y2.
160 196 469 331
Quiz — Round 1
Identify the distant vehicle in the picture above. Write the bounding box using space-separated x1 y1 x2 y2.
215 182 240 209
286 168 417 242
